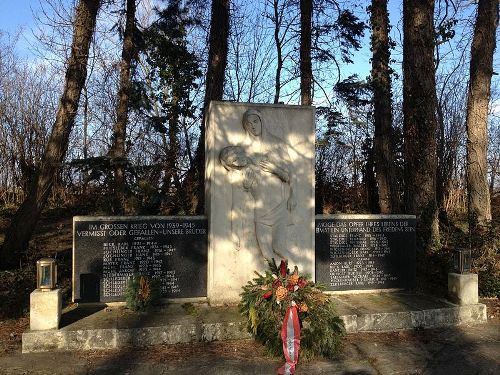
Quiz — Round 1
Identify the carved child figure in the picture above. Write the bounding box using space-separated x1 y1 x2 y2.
220 141 293 262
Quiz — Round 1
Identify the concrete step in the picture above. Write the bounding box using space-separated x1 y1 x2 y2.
22 292 487 353
331 292 487 332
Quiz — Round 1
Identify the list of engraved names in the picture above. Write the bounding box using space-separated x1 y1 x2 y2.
316 219 415 290
75 219 207 300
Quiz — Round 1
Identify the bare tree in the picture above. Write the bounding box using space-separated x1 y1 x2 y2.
203 0 231 111
403 0 440 253
0 36 58 207
264 0 296 104
227 3 275 103
0 0 101 269
300 0 312 105
466 0 498 228
370 0 398 213
436 66 468 216
185 0 230 214
109 0 138 214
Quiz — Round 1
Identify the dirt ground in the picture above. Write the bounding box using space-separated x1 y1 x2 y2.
0 321 498 375
0 318 28 356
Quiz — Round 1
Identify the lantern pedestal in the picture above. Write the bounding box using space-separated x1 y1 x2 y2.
448 273 478 305
30 289 62 330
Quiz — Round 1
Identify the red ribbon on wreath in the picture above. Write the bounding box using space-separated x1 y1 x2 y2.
278 304 300 375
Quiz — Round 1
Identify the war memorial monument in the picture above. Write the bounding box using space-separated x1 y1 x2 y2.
24 102 485 354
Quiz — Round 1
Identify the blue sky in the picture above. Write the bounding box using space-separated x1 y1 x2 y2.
0 0 43 57
0 0 39 32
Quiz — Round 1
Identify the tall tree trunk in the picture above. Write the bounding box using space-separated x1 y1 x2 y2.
466 0 498 229
300 0 312 105
185 0 230 214
109 0 136 214
203 0 230 114
0 0 100 269
403 0 440 253
371 0 398 213
273 0 283 104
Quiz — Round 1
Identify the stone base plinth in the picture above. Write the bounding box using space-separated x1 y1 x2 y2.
22 293 487 352
448 273 478 305
30 289 62 330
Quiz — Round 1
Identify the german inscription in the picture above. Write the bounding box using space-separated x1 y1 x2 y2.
315 215 416 291
73 216 207 302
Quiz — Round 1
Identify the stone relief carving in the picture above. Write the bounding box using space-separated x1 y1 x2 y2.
219 109 296 262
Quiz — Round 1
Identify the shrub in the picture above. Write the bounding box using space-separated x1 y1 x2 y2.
471 221 500 298
479 270 499 298
125 273 160 311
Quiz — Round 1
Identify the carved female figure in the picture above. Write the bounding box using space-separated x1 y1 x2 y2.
220 109 296 262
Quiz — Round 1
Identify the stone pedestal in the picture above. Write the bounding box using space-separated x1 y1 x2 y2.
448 273 478 305
30 289 62 330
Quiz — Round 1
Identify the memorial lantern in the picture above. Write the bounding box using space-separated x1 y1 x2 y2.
36 258 57 290
453 248 471 274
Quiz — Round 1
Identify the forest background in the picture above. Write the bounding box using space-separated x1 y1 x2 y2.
0 0 498 318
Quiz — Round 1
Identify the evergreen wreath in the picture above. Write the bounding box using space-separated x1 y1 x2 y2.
239 259 345 360
125 273 160 311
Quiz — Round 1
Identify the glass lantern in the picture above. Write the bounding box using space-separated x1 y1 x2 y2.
36 258 57 290
453 248 471 274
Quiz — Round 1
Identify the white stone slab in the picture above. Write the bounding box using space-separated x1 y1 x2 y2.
30 289 62 330
206 102 315 304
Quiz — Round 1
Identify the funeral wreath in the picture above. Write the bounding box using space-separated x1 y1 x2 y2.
239 259 344 372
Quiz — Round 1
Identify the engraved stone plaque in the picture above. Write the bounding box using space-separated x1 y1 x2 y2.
73 216 207 302
315 215 416 291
